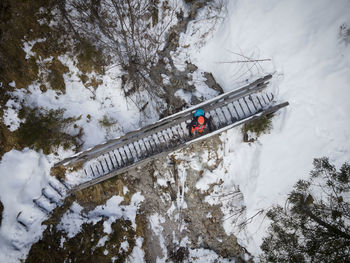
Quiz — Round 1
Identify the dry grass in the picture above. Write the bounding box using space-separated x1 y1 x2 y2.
47 58 69 93
50 165 67 180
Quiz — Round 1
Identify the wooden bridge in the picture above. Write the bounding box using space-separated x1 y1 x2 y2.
53 74 288 195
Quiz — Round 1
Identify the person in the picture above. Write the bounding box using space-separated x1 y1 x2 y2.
187 108 213 137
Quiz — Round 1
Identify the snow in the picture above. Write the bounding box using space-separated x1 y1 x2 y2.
156 177 168 187
0 149 51 262
149 213 167 263
185 248 231 263
125 237 145 263
189 69 219 99
176 165 189 210
22 38 46 60
3 99 24 131
58 192 144 239
57 202 85 238
186 0 350 258
1 0 350 261
8 81 16 88
123 186 129 195
59 236 66 248
120 240 129 253
97 236 109 247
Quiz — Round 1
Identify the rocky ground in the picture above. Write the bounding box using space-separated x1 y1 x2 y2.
27 135 252 262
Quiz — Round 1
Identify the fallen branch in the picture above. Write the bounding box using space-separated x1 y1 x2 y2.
216 59 271 63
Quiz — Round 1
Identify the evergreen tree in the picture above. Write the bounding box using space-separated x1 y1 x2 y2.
260 157 350 263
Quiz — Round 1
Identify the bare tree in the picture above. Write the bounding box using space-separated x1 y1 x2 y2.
57 0 179 99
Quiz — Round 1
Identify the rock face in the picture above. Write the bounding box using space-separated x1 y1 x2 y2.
148 0 224 117
26 135 251 262
204 72 224 94
122 135 251 262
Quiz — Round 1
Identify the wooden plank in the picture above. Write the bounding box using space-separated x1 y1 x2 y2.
99 160 105 173
230 102 240 120
58 178 70 190
255 94 264 108
130 143 140 159
237 99 247 117
104 158 111 171
249 95 258 112
243 96 253 114
217 107 229 123
48 182 63 197
224 105 235 121
141 138 151 155
107 152 115 169
90 165 96 177
96 164 101 175
112 151 121 167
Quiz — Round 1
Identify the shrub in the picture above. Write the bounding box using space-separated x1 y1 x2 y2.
17 107 81 154
99 114 116 127
242 115 272 142
242 115 272 136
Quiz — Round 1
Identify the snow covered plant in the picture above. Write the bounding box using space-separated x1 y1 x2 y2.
260 157 350 263
16 107 82 154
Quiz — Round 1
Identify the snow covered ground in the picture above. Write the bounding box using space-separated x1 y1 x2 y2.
1 0 350 262
0 58 144 262
185 0 350 257
0 150 51 262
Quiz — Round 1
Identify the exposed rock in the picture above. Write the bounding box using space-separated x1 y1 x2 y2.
150 0 223 117
204 72 224 94
119 135 252 262
0 200 3 227
186 62 198 73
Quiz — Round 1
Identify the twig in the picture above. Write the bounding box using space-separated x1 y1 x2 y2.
216 59 271 63
237 209 264 227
